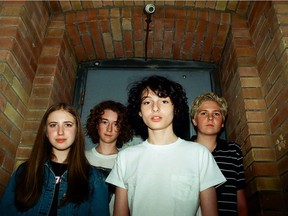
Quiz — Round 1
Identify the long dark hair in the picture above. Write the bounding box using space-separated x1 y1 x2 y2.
86 100 133 148
15 103 91 211
127 75 189 139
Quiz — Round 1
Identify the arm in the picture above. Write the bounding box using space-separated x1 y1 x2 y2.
234 144 249 215
90 170 110 216
113 186 129 216
0 171 18 215
237 189 249 216
200 187 218 216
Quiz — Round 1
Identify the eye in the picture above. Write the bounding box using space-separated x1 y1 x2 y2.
48 123 57 128
142 100 150 105
200 111 207 116
213 112 221 117
113 122 120 129
100 119 108 124
162 99 169 104
64 122 74 128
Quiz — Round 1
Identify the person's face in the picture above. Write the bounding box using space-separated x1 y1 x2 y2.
139 88 174 132
46 109 77 155
98 109 120 145
192 100 224 136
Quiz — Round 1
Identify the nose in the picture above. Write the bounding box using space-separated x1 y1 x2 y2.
106 122 112 132
207 113 213 120
57 125 64 135
152 102 159 112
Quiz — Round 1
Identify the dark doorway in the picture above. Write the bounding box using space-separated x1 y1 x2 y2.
73 59 220 150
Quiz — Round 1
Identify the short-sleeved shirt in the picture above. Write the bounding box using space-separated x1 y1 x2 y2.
106 138 226 216
192 136 246 215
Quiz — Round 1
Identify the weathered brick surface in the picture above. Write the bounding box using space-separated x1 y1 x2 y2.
0 1 287 215
218 1 288 214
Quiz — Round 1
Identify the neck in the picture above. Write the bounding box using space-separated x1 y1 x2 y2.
52 150 69 164
195 134 217 152
147 128 178 145
96 143 118 155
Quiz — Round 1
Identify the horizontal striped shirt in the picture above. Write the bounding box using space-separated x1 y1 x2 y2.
191 137 246 215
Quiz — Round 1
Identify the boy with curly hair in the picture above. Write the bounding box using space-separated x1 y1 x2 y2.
106 76 226 216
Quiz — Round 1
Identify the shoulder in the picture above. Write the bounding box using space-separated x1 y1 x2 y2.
217 139 244 155
118 142 145 154
85 147 95 155
172 139 213 159
89 166 106 182
14 161 28 176
16 161 26 170
180 139 210 151
88 167 109 194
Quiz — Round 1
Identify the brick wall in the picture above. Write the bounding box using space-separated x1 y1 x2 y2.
0 1 47 194
0 1 287 215
0 1 77 195
220 1 288 215
250 1 288 213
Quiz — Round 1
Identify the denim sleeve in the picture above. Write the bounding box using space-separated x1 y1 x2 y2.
88 168 110 216
0 170 20 215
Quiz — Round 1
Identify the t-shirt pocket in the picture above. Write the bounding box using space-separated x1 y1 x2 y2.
171 175 199 201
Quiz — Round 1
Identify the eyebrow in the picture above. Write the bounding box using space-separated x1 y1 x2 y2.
141 95 150 100
47 121 74 124
199 109 221 112
100 118 117 122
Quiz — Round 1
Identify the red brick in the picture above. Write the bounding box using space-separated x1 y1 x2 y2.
0 131 17 156
246 111 267 123
16 147 32 159
59 1 72 11
242 87 262 99
82 34 95 59
244 99 266 110
163 31 173 53
111 18 122 41
123 31 133 52
102 33 113 53
174 19 185 42
270 102 288 133
132 18 143 41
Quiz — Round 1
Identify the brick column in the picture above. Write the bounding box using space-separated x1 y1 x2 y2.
16 14 77 167
220 2 287 214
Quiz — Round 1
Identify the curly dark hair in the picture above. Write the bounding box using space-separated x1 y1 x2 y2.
127 75 189 140
86 100 133 148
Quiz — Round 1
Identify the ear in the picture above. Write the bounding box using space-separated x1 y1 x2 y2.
139 111 142 117
192 118 197 126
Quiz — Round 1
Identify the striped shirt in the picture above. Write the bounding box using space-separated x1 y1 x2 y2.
191 137 246 215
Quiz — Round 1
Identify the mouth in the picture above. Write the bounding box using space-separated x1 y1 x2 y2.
55 139 66 143
104 134 112 137
151 116 161 122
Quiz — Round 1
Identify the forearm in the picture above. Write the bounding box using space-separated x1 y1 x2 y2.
200 187 218 216
113 187 129 216
237 189 249 216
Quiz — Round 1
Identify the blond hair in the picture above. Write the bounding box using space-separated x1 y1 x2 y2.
191 92 228 121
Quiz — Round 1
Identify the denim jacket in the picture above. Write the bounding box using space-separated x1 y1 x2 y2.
0 161 110 216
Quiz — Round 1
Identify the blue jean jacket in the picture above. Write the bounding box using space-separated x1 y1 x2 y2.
0 161 110 216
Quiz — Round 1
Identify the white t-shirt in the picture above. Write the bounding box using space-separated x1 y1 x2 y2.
85 147 117 169
85 146 118 216
106 138 226 216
